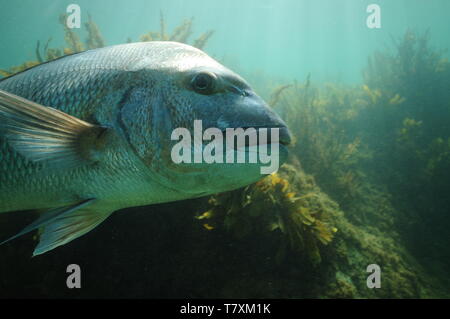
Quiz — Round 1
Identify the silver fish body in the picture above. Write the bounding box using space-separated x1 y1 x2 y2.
0 41 291 255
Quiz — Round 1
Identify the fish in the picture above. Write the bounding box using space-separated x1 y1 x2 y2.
0 41 291 256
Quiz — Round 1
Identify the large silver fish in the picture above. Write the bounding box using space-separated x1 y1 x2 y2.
0 42 291 256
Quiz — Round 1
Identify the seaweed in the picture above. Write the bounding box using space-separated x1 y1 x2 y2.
85 14 105 49
192 30 215 50
268 78 371 208
2 18 450 298
59 13 84 53
197 163 339 266
0 13 214 78
139 13 214 49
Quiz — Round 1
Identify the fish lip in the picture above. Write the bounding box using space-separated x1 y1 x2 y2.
278 126 292 146
237 125 291 146
220 125 292 147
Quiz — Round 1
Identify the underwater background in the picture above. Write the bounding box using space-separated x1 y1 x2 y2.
0 0 450 298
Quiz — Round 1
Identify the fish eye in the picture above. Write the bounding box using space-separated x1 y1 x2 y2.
191 72 216 95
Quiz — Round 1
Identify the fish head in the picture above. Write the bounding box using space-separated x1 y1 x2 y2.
119 42 291 198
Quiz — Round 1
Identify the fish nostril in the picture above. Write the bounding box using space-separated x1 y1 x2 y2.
229 85 250 97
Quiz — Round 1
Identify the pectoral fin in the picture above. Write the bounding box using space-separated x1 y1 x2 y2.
0 199 113 256
0 89 109 169
33 206 113 256
0 199 96 245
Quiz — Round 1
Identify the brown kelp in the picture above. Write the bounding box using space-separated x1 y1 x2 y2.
139 14 214 48
1 16 450 298
197 164 339 266
253 29 450 296
270 79 371 208
359 30 450 267
0 13 214 78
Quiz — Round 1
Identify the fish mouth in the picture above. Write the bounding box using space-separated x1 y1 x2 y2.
221 125 292 149
277 126 292 146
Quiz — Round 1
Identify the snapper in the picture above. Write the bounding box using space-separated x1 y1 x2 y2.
0 41 291 256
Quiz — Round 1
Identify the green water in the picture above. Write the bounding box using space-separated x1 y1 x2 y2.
2 0 450 83
0 0 450 299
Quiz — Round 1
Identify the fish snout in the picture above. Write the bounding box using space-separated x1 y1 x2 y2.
278 126 292 146
240 92 292 146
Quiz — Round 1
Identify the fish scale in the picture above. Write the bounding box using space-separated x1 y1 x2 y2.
3 44 179 155
0 43 165 212
0 41 290 255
